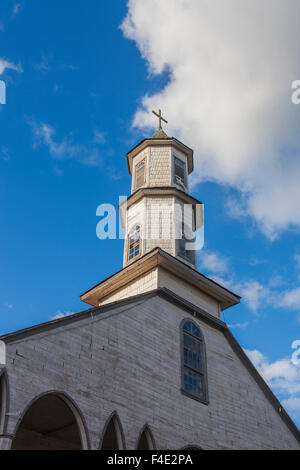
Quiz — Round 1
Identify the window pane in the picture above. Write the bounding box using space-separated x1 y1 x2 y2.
182 322 207 400
128 225 141 261
183 321 201 338
183 367 203 396
135 159 145 189
191 323 201 337
174 157 186 187
177 221 195 264
183 333 202 372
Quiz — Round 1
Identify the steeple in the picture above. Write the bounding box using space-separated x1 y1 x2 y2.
151 109 169 138
151 128 169 139
120 110 201 269
81 111 239 317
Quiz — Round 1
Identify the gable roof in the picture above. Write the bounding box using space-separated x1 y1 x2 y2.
0 287 299 444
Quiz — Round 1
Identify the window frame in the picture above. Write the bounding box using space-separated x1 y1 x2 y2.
176 209 196 267
180 319 209 405
127 224 142 262
134 158 146 190
173 154 188 191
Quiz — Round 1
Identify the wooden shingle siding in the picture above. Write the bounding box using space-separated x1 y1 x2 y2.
1 293 299 450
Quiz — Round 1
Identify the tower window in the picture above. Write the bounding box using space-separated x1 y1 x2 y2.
181 320 208 403
127 225 141 261
135 159 146 190
176 216 196 266
174 157 186 189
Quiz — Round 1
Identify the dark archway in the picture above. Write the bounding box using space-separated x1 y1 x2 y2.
12 392 89 450
100 412 125 450
136 425 156 450
181 445 202 450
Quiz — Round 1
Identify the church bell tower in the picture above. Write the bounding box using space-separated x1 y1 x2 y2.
120 109 201 270
81 111 239 320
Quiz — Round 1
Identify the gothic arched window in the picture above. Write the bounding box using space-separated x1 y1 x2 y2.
181 320 208 403
127 225 141 261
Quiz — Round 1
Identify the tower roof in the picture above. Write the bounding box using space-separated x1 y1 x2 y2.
126 135 194 175
151 128 169 139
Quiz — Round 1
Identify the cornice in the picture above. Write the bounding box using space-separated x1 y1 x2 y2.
126 137 194 175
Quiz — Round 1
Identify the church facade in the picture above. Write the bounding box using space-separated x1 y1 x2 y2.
0 116 299 450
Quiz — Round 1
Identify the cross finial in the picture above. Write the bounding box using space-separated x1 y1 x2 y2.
152 109 168 130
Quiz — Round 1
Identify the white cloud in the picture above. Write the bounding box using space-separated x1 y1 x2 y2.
200 252 300 315
93 129 106 145
12 3 22 17
245 349 300 421
245 349 265 366
122 0 300 238
34 56 50 72
280 287 300 310
28 120 103 167
228 322 249 329
51 311 74 321
268 275 284 289
205 270 268 314
282 397 300 421
226 275 300 314
238 281 269 313
197 251 265 312
198 250 229 275
245 349 300 395
0 58 22 75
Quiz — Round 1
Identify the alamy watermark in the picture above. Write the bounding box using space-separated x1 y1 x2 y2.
0 80 6 105
291 340 300 366
291 80 300 105
96 197 205 253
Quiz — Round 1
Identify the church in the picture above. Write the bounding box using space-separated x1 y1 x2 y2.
0 111 299 450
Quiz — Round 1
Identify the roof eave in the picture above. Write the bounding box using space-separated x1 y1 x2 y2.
126 137 194 175
80 248 240 310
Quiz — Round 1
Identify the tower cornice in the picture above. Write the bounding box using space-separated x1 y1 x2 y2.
126 137 194 175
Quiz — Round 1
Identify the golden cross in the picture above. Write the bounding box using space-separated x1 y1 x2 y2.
152 109 168 130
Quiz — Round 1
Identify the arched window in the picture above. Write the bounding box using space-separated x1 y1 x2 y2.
181 320 208 403
100 412 125 450
136 425 156 450
127 225 141 261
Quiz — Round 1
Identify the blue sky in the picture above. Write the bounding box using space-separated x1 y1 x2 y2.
1 1 300 427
